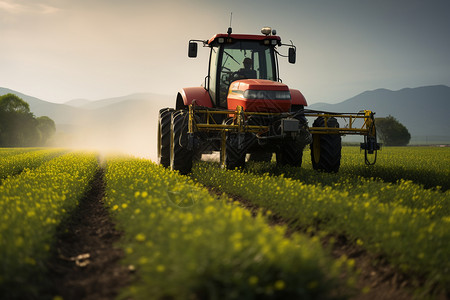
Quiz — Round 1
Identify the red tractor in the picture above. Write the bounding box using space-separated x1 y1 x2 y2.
158 27 380 174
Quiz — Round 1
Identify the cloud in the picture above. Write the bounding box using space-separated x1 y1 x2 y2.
0 0 59 15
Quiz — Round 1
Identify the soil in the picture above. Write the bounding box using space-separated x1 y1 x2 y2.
329 235 415 300
45 168 133 300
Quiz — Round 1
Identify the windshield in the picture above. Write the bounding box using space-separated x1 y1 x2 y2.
221 41 275 81
216 41 276 107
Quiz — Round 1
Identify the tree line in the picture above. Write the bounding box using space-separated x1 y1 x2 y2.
375 115 411 146
0 93 56 147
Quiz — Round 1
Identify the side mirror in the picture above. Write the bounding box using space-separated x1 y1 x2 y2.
188 42 198 58
288 47 296 64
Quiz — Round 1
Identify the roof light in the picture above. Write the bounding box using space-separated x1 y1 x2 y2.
218 37 224 43
261 27 272 36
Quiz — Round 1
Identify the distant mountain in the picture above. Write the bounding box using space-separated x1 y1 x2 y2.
68 93 170 110
0 88 173 126
64 98 92 107
0 87 86 125
309 85 450 142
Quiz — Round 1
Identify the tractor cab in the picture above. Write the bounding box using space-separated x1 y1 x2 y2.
187 27 297 112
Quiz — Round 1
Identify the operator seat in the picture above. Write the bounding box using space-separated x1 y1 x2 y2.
235 68 257 79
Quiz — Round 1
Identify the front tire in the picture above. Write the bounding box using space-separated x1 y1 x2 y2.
225 134 246 170
310 117 341 172
276 140 303 167
248 151 272 162
170 110 193 175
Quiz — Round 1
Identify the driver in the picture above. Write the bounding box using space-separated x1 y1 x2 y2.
235 57 257 79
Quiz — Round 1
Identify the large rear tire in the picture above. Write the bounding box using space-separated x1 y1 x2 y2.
170 110 193 175
157 108 174 167
310 117 341 172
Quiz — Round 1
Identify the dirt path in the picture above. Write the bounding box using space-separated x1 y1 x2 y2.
46 168 132 300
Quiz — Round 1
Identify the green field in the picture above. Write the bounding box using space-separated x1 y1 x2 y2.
0 146 448 299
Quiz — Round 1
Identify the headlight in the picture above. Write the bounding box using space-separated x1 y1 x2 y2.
243 90 291 100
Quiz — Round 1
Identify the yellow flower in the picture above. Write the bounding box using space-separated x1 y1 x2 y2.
362 286 371 294
391 231 400 237
24 256 36 265
347 259 355 268
135 233 146 242
15 236 24 247
274 280 285 290
248 276 259 285
138 257 149 264
233 241 242 251
156 265 165 272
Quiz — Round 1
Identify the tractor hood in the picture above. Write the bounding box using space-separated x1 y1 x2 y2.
227 79 291 112
229 79 290 92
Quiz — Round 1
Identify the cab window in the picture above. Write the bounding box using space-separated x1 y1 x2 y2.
217 41 275 107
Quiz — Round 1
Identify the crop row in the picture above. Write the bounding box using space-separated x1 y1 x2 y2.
334 147 448 190
0 152 99 298
244 168 448 220
191 158 450 294
251 147 449 191
0 148 66 182
0 147 40 157
104 157 352 300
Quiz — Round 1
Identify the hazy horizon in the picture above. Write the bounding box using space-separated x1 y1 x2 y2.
1 0 449 105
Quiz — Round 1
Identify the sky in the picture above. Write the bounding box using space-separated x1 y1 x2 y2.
1 0 449 105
